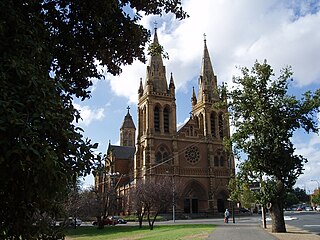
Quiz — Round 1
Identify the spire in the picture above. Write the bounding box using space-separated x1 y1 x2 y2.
200 34 215 82
145 27 168 94
192 86 197 106
138 77 143 97
120 106 136 130
198 34 218 103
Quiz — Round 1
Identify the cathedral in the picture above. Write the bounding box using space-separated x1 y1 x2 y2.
97 28 235 216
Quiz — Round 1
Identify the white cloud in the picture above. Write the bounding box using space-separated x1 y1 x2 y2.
97 0 320 189
293 132 320 193
74 103 105 126
104 0 320 104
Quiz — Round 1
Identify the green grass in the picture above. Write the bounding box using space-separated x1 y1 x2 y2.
66 224 215 240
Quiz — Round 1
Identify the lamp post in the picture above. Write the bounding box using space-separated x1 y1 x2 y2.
166 169 175 223
227 198 235 223
172 175 176 223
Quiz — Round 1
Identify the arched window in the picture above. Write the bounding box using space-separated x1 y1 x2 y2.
215 149 226 167
220 156 224 167
214 156 219 166
163 106 170 133
155 146 170 164
211 112 216 138
218 113 224 139
154 106 160 132
190 126 194 136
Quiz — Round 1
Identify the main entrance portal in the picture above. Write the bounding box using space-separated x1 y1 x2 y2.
184 198 198 213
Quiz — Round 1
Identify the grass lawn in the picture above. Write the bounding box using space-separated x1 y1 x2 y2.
66 224 215 240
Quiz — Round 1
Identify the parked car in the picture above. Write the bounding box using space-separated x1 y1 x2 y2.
59 217 82 227
305 206 313 211
113 216 127 224
93 217 118 226
239 208 250 213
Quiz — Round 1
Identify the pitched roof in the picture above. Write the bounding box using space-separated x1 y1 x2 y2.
108 145 135 159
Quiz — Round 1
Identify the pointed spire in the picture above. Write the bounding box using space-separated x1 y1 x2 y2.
169 72 175 88
198 34 218 103
145 26 168 94
200 33 215 79
138 77 143 97
120 106 136 130
192 86 197 106
153 22 159 45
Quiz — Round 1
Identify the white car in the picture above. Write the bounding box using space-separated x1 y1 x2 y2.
59 217 82 227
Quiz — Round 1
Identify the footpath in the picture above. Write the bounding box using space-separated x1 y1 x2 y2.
207 222 320 240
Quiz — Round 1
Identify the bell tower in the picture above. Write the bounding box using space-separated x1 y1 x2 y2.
120 106 136 147
135 27 177 179
191 34 228 140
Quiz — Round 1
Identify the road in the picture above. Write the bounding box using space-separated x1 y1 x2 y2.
284 211 320 235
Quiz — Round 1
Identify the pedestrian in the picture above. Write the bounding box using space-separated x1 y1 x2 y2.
224 209 230 223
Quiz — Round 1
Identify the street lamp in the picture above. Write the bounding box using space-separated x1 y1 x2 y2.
166 170 176 223
227 198 235 223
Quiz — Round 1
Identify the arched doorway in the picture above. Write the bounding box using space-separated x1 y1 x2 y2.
182 180 207 214
217 199 225 213
216 189 228 213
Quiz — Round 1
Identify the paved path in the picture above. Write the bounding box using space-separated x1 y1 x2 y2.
207 223 278 240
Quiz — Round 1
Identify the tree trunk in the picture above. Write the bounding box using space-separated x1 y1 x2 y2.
270 199 286 232
96 216 104 229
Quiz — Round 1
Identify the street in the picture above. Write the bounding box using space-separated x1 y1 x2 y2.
284 211 320 235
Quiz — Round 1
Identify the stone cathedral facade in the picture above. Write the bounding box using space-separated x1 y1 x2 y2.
99 29 235 216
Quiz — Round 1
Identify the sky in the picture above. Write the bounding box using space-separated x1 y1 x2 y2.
75 0 320 193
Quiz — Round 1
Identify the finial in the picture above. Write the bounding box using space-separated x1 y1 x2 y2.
203 33 206 42
154 21 158 30
127 106 130 113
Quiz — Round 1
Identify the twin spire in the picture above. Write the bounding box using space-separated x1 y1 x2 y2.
140 28 217 104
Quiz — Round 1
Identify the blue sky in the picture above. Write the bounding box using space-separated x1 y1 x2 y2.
75 0 320 193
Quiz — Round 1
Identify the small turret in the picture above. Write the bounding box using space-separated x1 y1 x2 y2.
191 86 197 106
138 78 144 98
169 72 175 95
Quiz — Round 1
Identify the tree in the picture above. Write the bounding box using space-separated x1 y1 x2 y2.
0 1 187 238
228 60 320 232
291 187 310 203
131 177 179 230
312 192 320 206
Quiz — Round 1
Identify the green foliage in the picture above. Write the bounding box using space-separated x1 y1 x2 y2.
284 192 299 208
228 60 320 232
148 42 169 59
312 192 320 205
0 0 187 238
290 187 310 203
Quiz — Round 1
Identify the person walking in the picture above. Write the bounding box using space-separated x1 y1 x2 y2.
224 209 230 223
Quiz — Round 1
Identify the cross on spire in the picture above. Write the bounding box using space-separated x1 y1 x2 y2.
203 33 207 42
154 21 158 30
127 106 130 113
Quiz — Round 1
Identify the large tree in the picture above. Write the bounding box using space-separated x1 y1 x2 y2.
131 177 180 230
228 60 320 232
0 0 187 238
